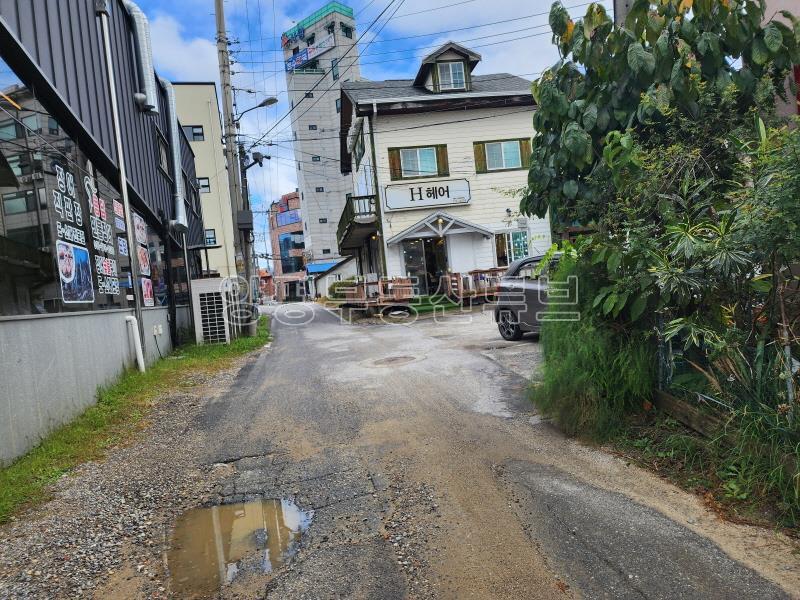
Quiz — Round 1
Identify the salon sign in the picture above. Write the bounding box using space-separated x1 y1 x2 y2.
384 178 470 211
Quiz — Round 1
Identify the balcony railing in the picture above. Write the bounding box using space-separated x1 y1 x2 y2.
337 194 377 251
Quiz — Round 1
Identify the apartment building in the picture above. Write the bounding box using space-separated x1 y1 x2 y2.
282 1 360 265
338 43 551 295
174 83 238 278
269 191 307 301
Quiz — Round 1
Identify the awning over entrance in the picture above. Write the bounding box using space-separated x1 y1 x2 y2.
386 211 494 245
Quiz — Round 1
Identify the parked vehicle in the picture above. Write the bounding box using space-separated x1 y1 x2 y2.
494 254 559 341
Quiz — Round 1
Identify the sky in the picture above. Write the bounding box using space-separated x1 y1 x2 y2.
135 0 614 260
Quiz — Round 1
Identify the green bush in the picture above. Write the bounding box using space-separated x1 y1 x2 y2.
530 256 656 439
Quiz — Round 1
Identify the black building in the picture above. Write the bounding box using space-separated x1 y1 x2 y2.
0 1 207 465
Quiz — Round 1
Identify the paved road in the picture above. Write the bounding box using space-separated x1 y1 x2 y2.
196 302 792 599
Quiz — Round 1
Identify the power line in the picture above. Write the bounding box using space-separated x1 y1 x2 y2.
246 0 403 150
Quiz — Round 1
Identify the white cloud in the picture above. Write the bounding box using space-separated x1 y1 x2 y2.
150 14 220 83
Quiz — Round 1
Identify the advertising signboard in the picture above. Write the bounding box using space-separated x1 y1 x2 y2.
384 179 471 211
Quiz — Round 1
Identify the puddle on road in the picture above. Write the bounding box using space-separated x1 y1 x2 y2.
167 499 313 598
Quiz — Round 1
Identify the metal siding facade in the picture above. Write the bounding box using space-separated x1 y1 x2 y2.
0 0 200 246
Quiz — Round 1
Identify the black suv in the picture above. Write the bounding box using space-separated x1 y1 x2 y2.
493 254 558 341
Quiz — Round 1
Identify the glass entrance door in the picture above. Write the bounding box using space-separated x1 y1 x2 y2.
402 237 448 296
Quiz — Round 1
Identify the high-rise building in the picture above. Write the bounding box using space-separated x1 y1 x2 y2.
281 1 359 265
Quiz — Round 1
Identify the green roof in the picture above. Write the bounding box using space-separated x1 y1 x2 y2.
283 2 354 39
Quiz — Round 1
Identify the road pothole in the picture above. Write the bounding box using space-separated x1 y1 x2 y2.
167 499 313 597
373 355 417 367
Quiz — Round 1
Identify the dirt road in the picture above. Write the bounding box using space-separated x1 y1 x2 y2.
1 302 798 599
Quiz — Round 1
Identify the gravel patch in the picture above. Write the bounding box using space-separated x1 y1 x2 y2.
0 365 246 599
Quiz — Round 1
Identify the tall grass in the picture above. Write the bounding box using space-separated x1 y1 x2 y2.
530 257 656 439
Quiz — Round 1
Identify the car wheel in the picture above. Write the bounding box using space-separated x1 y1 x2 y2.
498 310 523 341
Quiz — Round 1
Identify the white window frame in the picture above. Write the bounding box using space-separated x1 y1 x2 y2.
496 230 529 266
485 140 522 171
204 228 216 245
437 61 466 91
399 147 438 178
197 177 211 193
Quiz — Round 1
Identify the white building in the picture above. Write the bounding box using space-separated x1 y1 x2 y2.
282 1 360 265
338 43 551 294
173 82 237 278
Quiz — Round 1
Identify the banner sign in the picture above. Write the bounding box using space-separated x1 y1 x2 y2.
384 179 471 211
285 34 335 71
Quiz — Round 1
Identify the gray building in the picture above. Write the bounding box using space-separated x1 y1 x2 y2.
0 0 204 465
281 1 360 264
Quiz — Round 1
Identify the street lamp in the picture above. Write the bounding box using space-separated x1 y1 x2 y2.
235 96 278 124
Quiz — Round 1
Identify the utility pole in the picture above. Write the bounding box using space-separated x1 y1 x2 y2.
215 1 248 290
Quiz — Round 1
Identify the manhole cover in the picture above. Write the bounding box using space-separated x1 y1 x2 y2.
373 355 416 366
167 499 312 597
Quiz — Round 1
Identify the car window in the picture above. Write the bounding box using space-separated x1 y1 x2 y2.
516 262 540 280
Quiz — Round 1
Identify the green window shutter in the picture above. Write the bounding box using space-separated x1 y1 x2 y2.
519 138 532 168
388 148 402 180
431 65 439 92
464 61 472 91
473 142 487 174
436 145 449 176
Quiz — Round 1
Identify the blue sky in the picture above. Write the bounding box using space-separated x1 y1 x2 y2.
135 0 613 257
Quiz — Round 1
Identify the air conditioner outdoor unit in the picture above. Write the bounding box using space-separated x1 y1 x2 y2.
191 277 235 344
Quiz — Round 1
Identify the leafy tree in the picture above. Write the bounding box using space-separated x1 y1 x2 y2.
522 0 800 226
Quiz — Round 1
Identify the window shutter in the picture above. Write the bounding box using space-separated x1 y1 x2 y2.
388 148 402 180
464 61 472 91
431 65 440 92
473 142 487 174
519 138 532 168
436 145 449 176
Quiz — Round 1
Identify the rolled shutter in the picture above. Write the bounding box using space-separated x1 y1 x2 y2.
388 148 401 180
436 145 449 176
519 138 532 168
473 142 487 174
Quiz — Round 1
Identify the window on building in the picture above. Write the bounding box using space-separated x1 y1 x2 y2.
315 186 324 192
2 190 36 215
322 248 331 254
437 61 466 91
21 113 40 133
486 140 522 170
474 139 530 173
182 125 204 141
319 217 328 223
0 120 20 140
326 22 335 34
335 98 341 113
292 47 300 56
311 155 321 162
0 57 135 317
197 177 211 193
205 228 217 245
400 147 437 178
157 134 170 173
305 33 315 46
281 256 304 274
341 24 353 38
495 231 529 267
308 124 317 130
332 58 340 81
305 92 314 98
353 123 365 169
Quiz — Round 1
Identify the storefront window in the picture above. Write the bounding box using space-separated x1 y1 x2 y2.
495 231 529 267
0 57 134 316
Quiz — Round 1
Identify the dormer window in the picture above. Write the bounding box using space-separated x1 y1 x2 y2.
437 62 465 91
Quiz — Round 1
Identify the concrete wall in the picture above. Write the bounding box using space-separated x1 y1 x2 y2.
0 308 171 466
